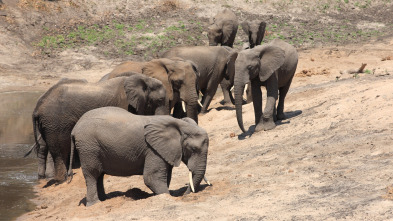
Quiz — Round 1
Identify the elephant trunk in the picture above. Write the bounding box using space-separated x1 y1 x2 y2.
235 79 246 133
186 160 207 194
183 89 199 124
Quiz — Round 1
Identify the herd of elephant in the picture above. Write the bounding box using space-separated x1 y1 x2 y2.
26 9 298 207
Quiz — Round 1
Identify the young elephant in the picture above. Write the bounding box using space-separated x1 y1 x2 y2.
68 107 210 207
31 75 167 183
234 39 298 133
241 20 267 49
208 9 238 47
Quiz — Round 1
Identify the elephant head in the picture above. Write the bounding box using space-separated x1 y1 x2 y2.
143 58 200 123
144 117 209 193
208 9 238 47
123 74 167 115
241 20 266 49
234 45 285 133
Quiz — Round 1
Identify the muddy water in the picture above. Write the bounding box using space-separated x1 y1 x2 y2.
0 91 43 221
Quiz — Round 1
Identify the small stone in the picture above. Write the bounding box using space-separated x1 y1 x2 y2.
230 132 235 138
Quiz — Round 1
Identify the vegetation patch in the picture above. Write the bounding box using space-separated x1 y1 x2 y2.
34 17 206 59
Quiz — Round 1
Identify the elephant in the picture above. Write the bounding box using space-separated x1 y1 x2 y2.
234 39 298 133
241 20 267 49
100 58 200 123
31 74 167 183
208 9 238 48
240 20 267 103
68 107 210 207
163 46 238 113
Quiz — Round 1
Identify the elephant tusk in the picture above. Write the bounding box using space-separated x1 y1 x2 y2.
230 86 234 91
189 171 195 193
199 91 203 97
182 101 186 113
203 176 211 186
198 99 203 107
243 84 248 100
244 84 248 95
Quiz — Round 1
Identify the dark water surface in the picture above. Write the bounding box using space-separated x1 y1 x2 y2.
0 91 43 221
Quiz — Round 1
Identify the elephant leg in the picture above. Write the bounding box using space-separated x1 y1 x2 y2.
251 80 264 132
201 84 219 113
219 79 232 105
37 137 48 179
97 173 106 201
46 135 68 183
45 152 54 178
143 153 170 194
277 77 293 120
84 173 100 207
167 167 173 188
262 74 279 131
246 82 253 103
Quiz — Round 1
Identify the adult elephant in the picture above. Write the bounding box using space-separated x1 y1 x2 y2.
234 39 298 133
101 58 200 123
31 75 167 183
68 107 210 206
208 9 238 48
163 46 238 113
240 20 267 103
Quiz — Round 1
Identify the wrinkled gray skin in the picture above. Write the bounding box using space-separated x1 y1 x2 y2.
241 20 267 103
234 39 298 133
241 20 266 49
100 58 200 123
208 9 238 48
31 75 167 183
69 107 209 207
163 46 238 113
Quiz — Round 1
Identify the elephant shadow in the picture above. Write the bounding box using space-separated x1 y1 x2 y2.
237 110 302 139
214 106 235 111
170 183 211 197
78 188 152 206
77 184 211 206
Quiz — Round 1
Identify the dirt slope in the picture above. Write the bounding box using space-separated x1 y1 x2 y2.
17 39 393 220
1 0 392 220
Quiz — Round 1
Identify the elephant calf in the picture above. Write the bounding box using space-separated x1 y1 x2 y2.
68 107 210 207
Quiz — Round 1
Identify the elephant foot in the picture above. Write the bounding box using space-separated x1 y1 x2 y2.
277 112 286 120
86 199 99 207
54 173 67 184
219 99 232 105
38 174 46 180
255 117 276 132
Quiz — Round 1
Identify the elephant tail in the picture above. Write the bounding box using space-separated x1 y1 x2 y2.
25 115 41 158
67 134 76 184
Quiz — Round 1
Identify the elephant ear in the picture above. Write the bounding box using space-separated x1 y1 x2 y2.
225 50 238 81
221 22 234 45
124 76 147 114
143 59 174 101
144 118 182 167
256 21 267 46
253 45 286 82
241 21 250 34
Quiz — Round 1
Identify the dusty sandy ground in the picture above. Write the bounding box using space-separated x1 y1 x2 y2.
11 37 393 220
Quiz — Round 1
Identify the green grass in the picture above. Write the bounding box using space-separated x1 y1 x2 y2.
34 18 205 58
